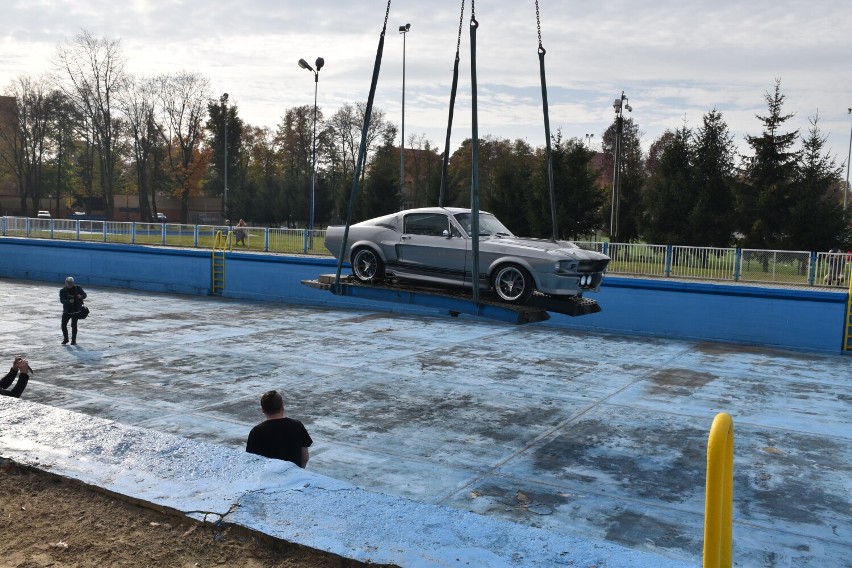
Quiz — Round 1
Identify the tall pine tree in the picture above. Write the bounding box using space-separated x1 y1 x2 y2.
739 79 800 250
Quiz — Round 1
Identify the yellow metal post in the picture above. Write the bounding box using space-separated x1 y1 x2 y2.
843 271 852 351
703 412 734 568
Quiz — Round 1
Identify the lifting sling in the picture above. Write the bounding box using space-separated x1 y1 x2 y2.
332 0 392 293
469 1 481 305
439 1 466 208
535 0 559 241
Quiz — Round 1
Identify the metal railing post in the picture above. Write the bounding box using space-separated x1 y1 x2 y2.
665 245 673 277
808 251 816 286
264 227 270 252
102 221 107 242
194 225 199 248
734 248 742 282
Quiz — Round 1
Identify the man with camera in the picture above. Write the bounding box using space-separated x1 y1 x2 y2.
1 356 31 398
59 276 87 345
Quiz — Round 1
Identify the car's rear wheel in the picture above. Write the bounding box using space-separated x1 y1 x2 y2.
492 264 533 303
351 247 385 282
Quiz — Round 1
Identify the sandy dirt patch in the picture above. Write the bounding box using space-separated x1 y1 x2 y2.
0 459 396 568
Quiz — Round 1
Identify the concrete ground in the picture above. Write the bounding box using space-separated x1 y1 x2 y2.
2 278 851 567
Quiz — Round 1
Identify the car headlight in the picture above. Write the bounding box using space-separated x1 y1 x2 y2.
555 260 578 273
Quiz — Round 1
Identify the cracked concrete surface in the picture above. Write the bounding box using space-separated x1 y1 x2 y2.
1 278 851 566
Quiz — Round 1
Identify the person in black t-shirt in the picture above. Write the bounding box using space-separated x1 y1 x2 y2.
246 390 313 468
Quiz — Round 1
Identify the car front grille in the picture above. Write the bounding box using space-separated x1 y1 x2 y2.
578 259 610 273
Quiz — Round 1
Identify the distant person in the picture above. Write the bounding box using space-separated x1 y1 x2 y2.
235 219 248 246
1 356 31 398
59 276 87 345
826 246 844 286
246 390 313 468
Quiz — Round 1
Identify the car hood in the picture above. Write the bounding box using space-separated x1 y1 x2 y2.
481 236 608 259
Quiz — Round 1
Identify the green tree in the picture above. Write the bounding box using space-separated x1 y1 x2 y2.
527 134 605 239
641 127 694 244
602 117 645 241
358 136 400 220
787 113 848 250
481 137 533 236
690 109 738 246
738 79 800 250
205 93 245 218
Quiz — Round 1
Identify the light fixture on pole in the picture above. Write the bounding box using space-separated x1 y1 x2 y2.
399 23 410 205
610 92 631 239
298 56 324 253
584 133 594 148
221 93 229 222
845 107 851 211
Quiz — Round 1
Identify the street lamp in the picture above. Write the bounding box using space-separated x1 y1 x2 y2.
845 107 851 211
584 133 594 148
221 93 228 222
298 56 324 252
610 91 631 238
399 23 410 205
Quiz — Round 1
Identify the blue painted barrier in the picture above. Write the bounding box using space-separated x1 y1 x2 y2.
0 238 846 353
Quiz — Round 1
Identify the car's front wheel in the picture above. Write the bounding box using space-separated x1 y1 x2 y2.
351 247 385 282
492 264 533 303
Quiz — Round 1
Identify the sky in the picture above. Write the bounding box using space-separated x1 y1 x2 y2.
2 0 852 171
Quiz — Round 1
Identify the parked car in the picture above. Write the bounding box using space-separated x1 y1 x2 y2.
37 210 51 218
155 212 167 222
324 207 610 304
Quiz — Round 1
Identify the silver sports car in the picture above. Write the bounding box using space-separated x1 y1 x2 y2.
324 207 610 304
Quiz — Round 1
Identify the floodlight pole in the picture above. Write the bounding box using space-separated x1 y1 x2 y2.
298 57 324 252
222 93 229 221
610 91 631 239
845 107 851 211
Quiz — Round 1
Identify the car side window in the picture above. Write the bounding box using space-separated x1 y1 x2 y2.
404 213 449 237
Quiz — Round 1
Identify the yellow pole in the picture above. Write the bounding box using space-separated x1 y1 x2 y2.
703 412 733 568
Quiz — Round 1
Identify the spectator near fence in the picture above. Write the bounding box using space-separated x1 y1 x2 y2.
826 247 844 286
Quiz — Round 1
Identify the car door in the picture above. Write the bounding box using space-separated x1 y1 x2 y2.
396 212 468 285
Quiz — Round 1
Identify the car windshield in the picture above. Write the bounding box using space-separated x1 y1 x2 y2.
453 212 514 237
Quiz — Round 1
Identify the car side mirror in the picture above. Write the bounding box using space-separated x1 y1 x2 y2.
443 229 451 238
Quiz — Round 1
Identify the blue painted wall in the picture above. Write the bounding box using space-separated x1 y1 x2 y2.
1 238 847 353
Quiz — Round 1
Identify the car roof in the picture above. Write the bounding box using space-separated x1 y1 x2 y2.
397 207 492 216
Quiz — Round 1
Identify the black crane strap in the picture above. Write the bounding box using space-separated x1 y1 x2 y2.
439 0 465 208
333 0 392 290
536 0 558 241
469 0 481 306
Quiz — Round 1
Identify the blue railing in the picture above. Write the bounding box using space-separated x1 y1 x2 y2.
2 216 849 289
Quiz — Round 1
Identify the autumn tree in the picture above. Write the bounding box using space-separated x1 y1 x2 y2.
0 76 60 215
157 71 210 222
55 30 127 219
119 75 160 221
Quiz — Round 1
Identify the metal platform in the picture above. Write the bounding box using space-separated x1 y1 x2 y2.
301 274 601 324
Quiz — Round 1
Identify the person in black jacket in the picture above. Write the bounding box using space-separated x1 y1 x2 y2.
1 356 31 398
59 276 87 345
